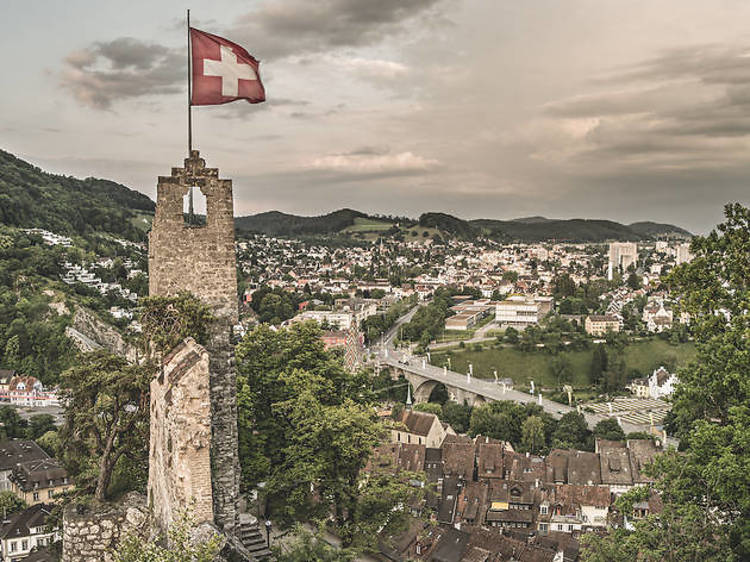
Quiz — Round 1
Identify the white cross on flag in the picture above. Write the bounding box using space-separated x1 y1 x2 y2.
190 27 265 105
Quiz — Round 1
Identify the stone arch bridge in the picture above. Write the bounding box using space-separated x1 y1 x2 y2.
379 356 645 434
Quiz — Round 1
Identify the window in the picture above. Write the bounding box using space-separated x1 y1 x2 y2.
33 492 39 501
540 505 548 514
48 490 54 498
407 435 411 443
22 539 28 550
10 541 16 552
567 525 573 532
539 523 548 531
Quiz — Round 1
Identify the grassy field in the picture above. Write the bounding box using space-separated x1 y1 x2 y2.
342 217 393 233
430 339 697 390
130 211 153 232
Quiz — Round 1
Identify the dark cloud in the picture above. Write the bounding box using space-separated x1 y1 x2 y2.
61 38 183 109
541 42 750 175
228 0 444 60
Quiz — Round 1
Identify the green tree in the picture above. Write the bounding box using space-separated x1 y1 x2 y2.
552 412 592 450
593 418 625 442
140 292 213 358
236 322 361 492
0 406 26 438
589 344 608 385
585 203 750 560
626 272 642 290
0 491 26 518
36 429 59 456
58 351 150 501
2 335 19 370
553 273 577 298
414 402 442 417
549 355 573 386
442 401 472 434
26 414 56 440
521 415 545 454
504 327 519 345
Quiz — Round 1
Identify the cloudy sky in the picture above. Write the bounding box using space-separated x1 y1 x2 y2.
3 0 750 233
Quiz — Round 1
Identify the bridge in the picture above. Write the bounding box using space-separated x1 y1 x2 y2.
372 305 650 434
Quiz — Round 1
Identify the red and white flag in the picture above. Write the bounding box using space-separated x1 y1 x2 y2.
190 28 265 106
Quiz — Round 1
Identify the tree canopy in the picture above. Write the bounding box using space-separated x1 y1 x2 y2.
583 203 750 561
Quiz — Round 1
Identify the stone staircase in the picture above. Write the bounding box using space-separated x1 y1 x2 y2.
238 514 273 559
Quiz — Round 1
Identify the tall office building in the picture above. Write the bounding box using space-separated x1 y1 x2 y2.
608 242 638 280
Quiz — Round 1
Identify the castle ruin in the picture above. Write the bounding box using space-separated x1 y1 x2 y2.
147 150 241 535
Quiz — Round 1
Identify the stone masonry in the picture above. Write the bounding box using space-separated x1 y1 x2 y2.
148 151 241 535
148 338 214 532
62 492 149 562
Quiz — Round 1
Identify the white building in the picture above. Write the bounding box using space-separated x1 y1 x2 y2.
648 367 678 399
0 504 60 561
291 310 355 330
608 242 638 280
675 243 693 265
495 296 553 327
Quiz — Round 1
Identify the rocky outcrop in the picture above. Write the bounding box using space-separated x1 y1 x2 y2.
67 306 139 362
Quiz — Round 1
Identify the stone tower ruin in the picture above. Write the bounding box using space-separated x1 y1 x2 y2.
148 150 240 535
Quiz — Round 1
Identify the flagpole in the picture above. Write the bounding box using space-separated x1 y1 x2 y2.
187 8 194 223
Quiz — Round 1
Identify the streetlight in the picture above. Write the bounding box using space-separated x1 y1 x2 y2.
264 519 272 549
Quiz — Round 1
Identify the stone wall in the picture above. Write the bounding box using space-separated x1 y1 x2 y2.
148 338 214 533
62 492 149 562
147 151 241 534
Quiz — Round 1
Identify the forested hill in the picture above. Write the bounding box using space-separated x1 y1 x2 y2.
235 208 367 236
0 149 155 241
236 207 692 242
437 214 691 242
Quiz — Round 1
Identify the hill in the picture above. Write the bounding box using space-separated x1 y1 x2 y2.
418 212 476 239
235 208 691 242
235 208 369 236
472 217 643 242
0 149 154 241
628 221 692 239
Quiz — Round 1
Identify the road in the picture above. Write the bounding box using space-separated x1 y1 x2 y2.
370 303 648 434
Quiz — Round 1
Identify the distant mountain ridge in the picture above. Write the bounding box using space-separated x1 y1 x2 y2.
236 208 692 242
235 208 367 236
0 149 692 243
0 149 154 240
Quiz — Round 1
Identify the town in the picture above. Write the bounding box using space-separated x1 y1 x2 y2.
0 214 699 561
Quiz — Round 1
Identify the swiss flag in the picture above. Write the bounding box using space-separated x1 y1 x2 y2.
190 28 265 106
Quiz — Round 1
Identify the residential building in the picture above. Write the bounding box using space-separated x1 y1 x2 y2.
0 442 48 493
10 459 72 505
0 504 59 562
596 440 633 495
584 315 621 336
